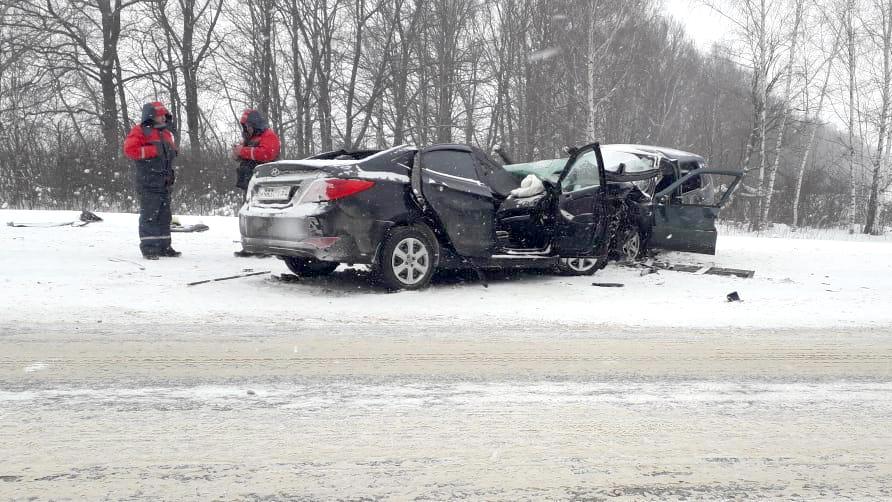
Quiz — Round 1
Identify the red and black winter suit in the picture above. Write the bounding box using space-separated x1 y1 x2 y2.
123 102 178 257
235 109 280 196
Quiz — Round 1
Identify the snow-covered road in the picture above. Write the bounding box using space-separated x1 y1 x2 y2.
3 210 892 499
2 209 892 330
2 324 891 499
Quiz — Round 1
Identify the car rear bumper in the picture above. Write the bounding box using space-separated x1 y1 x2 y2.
239 203 386 263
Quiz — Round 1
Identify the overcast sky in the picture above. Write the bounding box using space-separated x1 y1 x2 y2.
661 0 727 50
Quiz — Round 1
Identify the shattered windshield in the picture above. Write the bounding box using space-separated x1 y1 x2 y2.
601 148 657 173
502 158 567 183
561 150 601 193
502 148 657 184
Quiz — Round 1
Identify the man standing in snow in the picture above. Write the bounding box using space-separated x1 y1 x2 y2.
232 108 281 198
123 101 180 260
231 108 280 257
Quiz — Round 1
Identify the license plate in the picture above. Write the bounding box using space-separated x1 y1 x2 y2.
257 185 292 201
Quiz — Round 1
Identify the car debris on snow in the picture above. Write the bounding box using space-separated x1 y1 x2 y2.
170 222 209 233
108 257 146 271
271 273 301 283
625 260 755 279
186 270 270 286
6 210 103 228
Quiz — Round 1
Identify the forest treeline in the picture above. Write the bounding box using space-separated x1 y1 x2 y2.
0 0 890 232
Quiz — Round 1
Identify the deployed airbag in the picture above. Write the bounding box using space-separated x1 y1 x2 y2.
509 174 546 198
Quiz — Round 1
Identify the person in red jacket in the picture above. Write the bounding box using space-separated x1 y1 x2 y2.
231 108 281 197
232 109 280 257
123 101 180 260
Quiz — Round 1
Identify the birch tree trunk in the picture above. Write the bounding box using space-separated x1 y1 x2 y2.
847 0 859 233
760 0 803 227
864 0 892 234
793 43 836 229
752 0 770 231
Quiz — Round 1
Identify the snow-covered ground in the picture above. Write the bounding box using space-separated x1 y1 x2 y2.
2 209 891 330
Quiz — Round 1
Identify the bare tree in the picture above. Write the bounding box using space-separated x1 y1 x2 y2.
7 0 143 160
863 0 892 233
792 32 839 229
705 0 790 229
388 0 422 146
154 0 224 152
760 0 804 227
846 0 859 233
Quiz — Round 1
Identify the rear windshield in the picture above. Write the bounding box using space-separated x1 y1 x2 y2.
309 149 381 160
422 150 478 180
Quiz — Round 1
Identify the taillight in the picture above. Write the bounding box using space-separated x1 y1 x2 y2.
325 179 375 200
299 178 375 203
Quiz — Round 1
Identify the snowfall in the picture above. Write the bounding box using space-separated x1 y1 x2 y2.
2 209 892 331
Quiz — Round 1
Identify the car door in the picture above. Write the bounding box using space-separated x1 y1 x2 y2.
552 143 610 256
416 146 496 257
649 168 744 255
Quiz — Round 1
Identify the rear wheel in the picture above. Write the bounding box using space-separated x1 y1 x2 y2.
283 256 339 277
374 226 437 290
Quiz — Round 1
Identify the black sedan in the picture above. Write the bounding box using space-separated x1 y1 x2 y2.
239 143 741 290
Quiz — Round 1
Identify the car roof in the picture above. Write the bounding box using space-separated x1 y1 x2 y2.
262 145 416 168
606 144 705 163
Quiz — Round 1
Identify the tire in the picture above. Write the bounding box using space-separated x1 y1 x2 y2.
556 256 601 275
283 256 339 277
608 201 645 262
374 225 437 290
617 227 644 261
556 205 615 276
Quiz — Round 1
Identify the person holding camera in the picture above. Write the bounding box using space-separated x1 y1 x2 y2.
123 101 180 260
231 108 280 198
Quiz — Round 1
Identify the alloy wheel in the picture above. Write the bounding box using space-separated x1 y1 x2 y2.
561 257 597 273
621 231 641 261
391 237 430 285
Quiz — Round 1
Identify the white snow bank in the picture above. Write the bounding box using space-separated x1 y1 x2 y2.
2 209 891 330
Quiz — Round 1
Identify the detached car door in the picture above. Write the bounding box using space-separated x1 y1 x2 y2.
649 168 744 255
416 145 496 257
553 143 610 256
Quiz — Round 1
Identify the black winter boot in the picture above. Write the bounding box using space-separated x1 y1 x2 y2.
160 247 182 257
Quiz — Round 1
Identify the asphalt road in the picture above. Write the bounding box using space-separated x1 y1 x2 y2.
2 323 891 500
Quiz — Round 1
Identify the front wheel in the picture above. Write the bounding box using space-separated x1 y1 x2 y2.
374 226 437 290
616 228 644 261
556 256 601 275
283 256 339 277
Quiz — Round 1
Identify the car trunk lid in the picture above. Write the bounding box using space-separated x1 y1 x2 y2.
249 160 361 206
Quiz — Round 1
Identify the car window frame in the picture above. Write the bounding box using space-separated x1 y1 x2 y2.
559 148 604 194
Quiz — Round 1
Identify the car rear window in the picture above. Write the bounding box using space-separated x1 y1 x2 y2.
423 150 478 181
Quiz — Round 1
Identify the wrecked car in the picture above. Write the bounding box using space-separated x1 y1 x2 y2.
502 144 744 257
239 143 653 290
